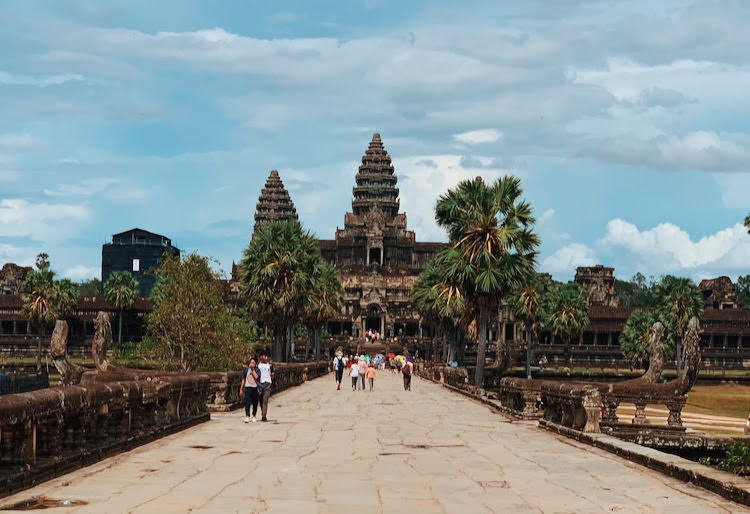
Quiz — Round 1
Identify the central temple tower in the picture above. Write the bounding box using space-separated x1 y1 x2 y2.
318 133 443 344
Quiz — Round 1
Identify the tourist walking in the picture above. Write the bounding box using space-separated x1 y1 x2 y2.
402 357 413 391
349 358 360 390
358 356 367 390
366 364 376 392
333 350 346 391
239 358 259 423
257 354 274 422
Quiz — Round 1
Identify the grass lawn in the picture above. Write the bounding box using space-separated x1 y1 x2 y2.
684 384 750 420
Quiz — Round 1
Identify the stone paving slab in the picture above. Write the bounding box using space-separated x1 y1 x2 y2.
0 372 745 513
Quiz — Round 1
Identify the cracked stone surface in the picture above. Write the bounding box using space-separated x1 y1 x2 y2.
0 373 743 513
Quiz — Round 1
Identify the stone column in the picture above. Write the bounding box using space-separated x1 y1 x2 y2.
632 401 649 425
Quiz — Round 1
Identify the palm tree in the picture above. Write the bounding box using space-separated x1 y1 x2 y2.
435 176 540 387
510 273 551 378
653 276 703 374
745 212 749 234
305 261 344 361
104 271 140 344
22 254 80 372
412 248 470 363
543 282 590 366
241 220 320 361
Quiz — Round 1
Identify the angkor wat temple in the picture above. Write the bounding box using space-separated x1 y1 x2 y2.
0 133 748 371
252 134 443 343
249 133 750 370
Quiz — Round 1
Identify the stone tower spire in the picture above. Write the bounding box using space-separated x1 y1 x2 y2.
351 133 400 217
253 170 298 233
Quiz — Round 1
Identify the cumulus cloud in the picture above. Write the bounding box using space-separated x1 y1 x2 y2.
64 264 100 280
541 243 598 274
599 218 749 271
396 154 516 241
0 199 90 240
452 129 503 145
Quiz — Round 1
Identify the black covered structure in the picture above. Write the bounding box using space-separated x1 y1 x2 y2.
102 228 180 296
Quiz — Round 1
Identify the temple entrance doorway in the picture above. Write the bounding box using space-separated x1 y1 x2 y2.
366 316 381 333
368 247 382 265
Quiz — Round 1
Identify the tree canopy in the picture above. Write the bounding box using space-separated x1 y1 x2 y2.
542 282 590 360
22 254 80 328
434 175 540 386
240 220 343 361
104 271 140 344
144 253 261 371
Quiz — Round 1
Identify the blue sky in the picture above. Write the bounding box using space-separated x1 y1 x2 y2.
0 0 748 283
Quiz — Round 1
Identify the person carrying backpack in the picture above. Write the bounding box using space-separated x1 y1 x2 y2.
333 350 346 391
402 357 413 391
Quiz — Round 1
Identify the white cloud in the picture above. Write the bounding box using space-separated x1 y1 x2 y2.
0 199 90 240
452 129 503 145
44 178 151 203
0 70 84 88
64 264 100 280
599 218 749 270
592 131 750 172
0 133 36 150
396 154 517 241
541 243 598 274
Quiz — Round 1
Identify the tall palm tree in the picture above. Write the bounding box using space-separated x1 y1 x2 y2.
104 271 140 344
654 275 703 374
22 254 80 372
510 273 551 378
435 176 539 387
305 260 344 361
241 220 320 361
412 248 470 363
543 282 590 366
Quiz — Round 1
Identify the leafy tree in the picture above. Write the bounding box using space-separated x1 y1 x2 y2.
509 273 551 378
79 278 103 296
240 220 322 361
542 282 590 365
616 272 659 308
736 275 750 309
619 309 674 369
104 271 140 344
145 253 259 371
435 176 539 387
745 212 750 234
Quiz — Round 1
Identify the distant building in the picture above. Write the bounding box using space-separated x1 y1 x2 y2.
101 228 180 297
0 263 32 295
575 265 619 307
699 276 738 310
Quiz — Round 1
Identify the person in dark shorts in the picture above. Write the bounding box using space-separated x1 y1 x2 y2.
239 358 259 423
333 350 346 390
402 357 413 391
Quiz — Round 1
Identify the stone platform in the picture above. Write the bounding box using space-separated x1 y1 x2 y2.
0 372 743 513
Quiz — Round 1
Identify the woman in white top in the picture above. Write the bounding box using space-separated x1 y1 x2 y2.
257 354 274 422
349 358 360 391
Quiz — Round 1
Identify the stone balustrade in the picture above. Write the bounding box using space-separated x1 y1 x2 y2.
540 381 603 433
415 363 470 390
497 377 546 419
0 374 209 468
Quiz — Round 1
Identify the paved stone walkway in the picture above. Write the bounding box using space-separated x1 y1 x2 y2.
1 373 744 513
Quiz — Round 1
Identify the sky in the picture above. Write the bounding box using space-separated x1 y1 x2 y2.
0 0 748 283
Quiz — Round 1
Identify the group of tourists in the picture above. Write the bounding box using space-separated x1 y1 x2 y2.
239 354 274 423
364 328 381 343
332 350 414 391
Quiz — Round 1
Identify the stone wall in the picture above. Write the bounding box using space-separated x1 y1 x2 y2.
0 374 209 497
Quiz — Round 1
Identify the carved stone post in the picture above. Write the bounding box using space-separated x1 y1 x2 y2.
602 397 620 423
632 401 648 424
582 390 602 433
522 390 540 418
666 401 684 427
